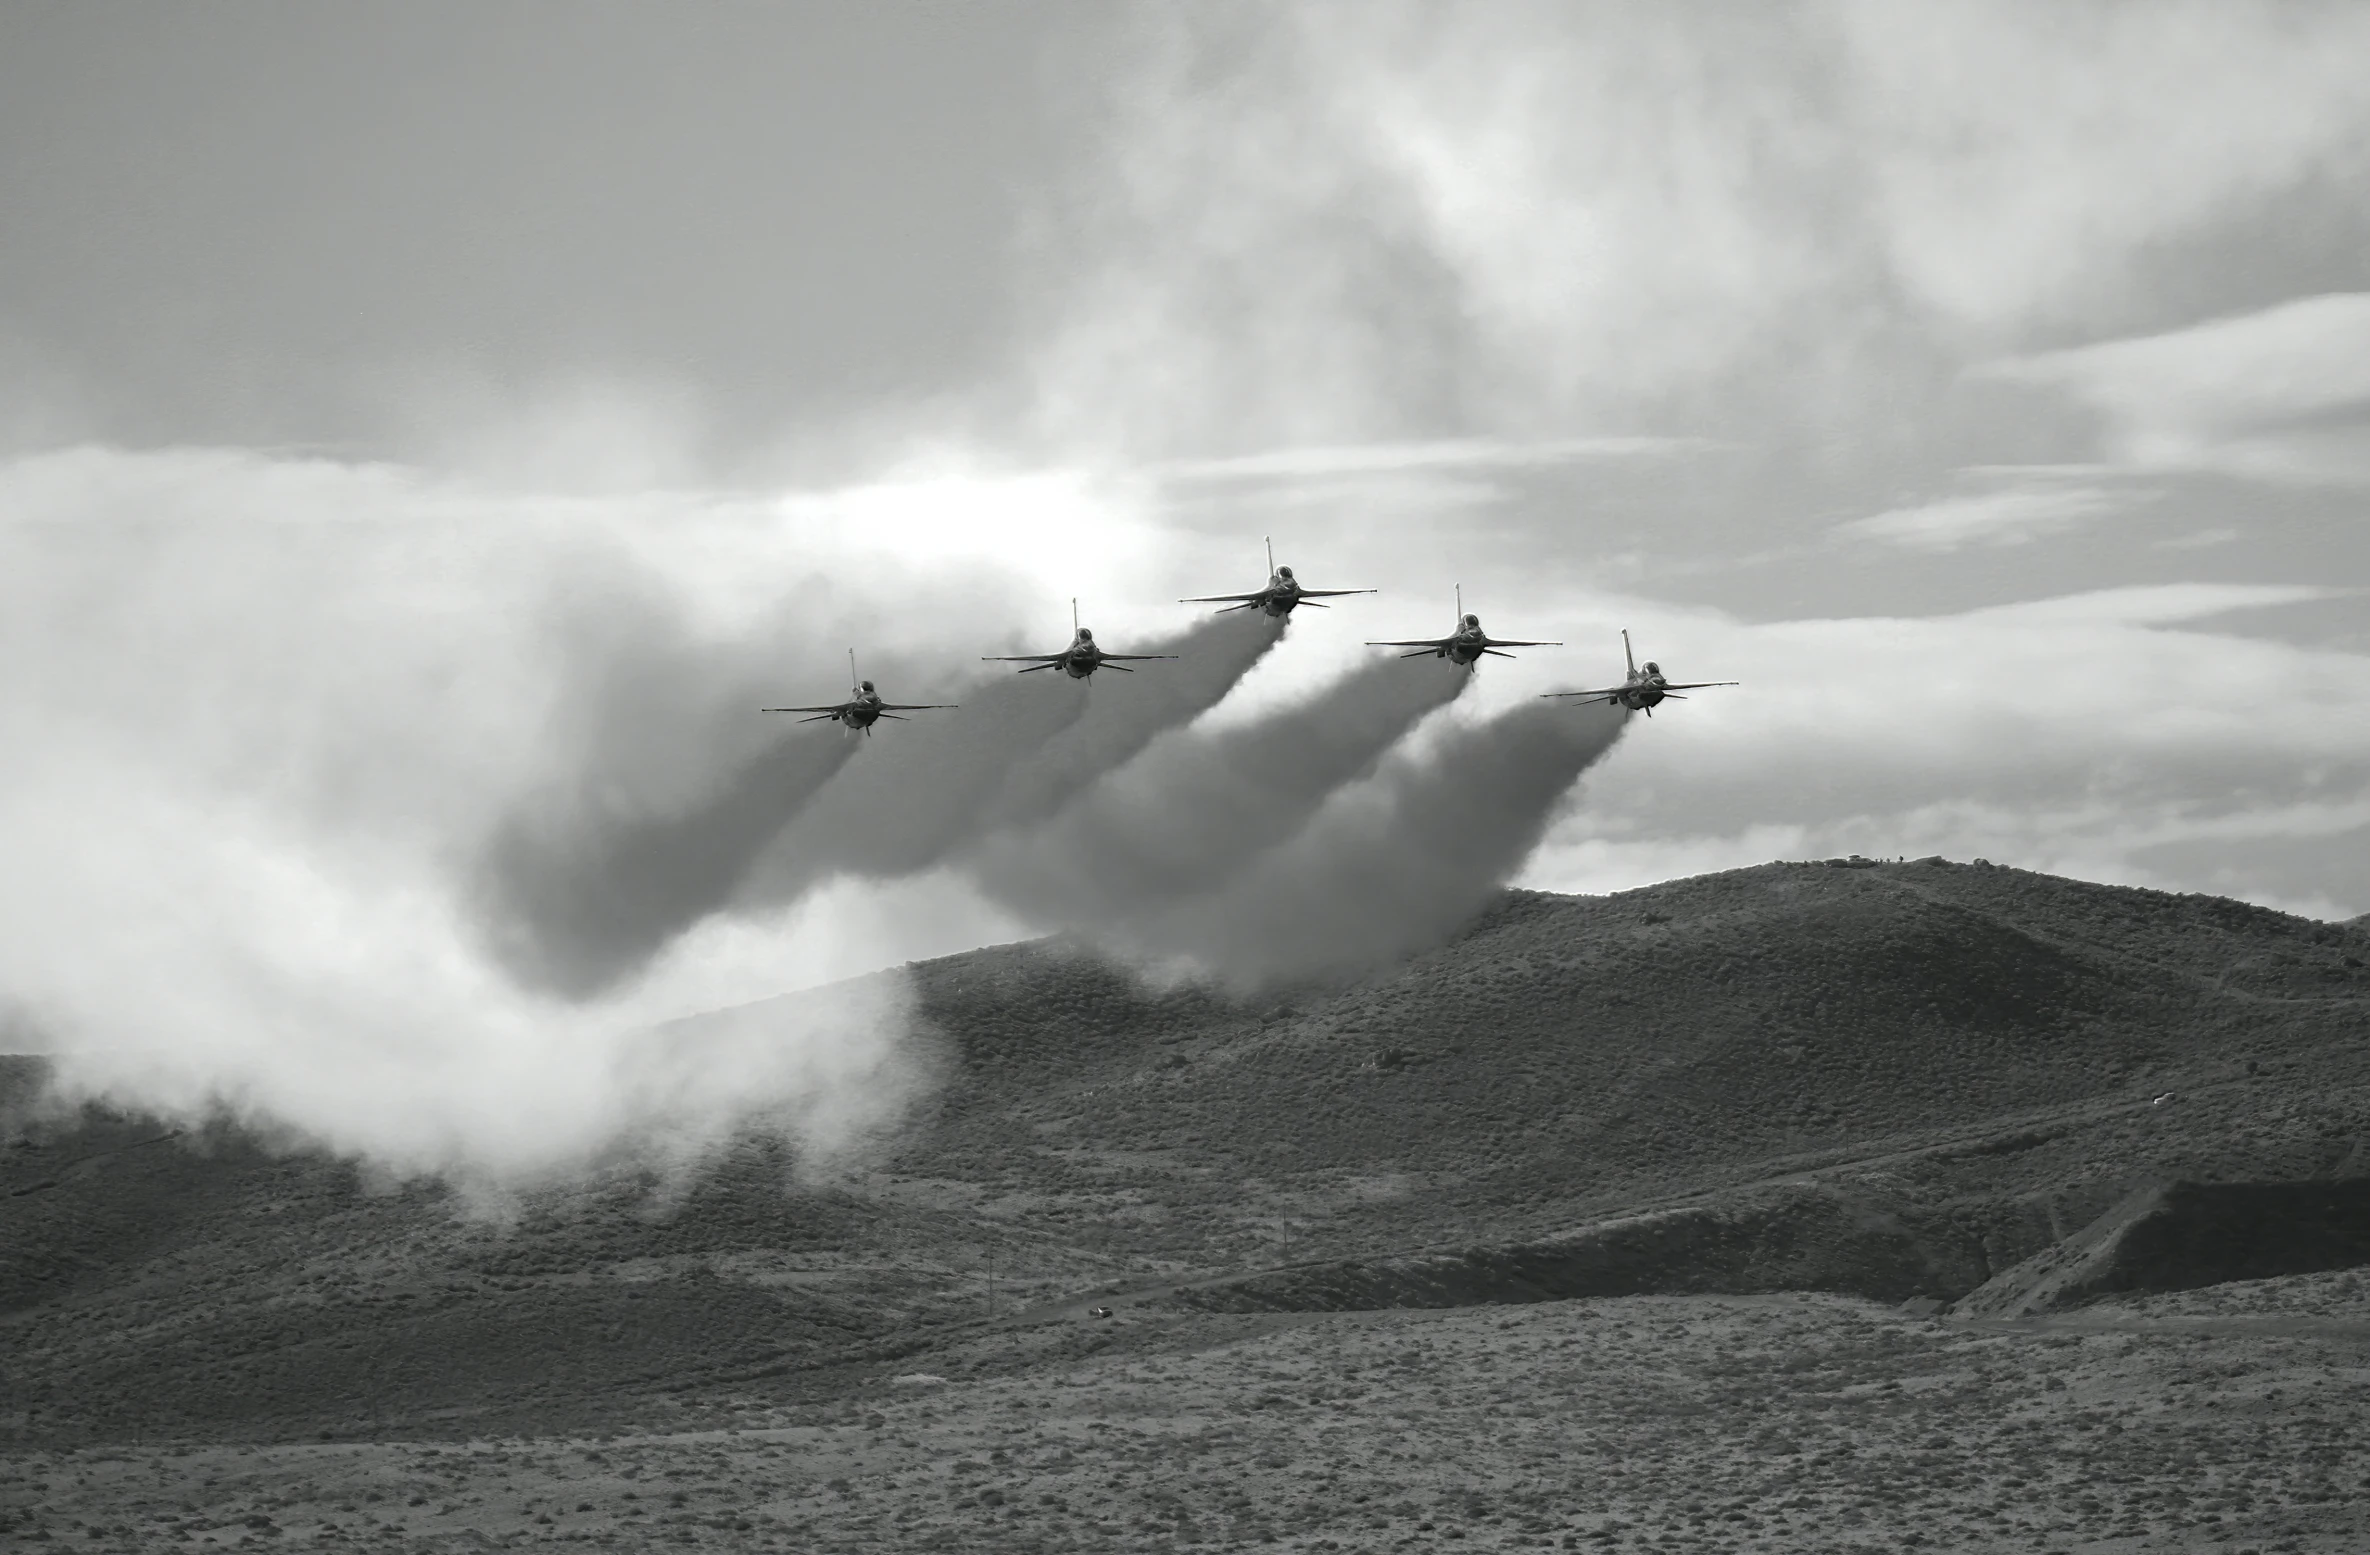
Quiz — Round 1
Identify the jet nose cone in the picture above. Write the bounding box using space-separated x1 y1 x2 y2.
859 680 876 694
1077 627 1093 641
1463 614 1479 629
1277 566 1294 579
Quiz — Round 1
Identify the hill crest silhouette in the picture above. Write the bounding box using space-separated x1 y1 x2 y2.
6 857 2367 1442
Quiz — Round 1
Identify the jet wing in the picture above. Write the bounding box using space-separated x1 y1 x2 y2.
877 702 959 711
1097 653 1181 661
1180 591 1265 604
981 654 1066 662
1481 638 1561 648
1366 637 1451 648
1540 686 1624 702
1299 587 1377 598
760 703 852 714
1650 680 1740 690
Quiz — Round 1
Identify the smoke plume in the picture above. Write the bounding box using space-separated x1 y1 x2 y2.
735 610 1287 908
477 732 857 998
967 651 1470 928
1116 699 1628 989
0 448 1016 1184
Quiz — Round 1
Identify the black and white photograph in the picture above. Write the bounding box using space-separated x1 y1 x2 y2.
4 2 2369 1550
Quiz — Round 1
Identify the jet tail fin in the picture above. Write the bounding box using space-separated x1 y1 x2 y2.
1623 629 1635 678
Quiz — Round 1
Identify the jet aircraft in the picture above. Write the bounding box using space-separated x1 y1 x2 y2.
984 600 1180 679
1367 586 1560 666
762 650 956 734
1181 537 1377 618
1542 630 1738 715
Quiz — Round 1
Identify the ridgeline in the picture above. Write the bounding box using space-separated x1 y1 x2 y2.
6 858 2366 1442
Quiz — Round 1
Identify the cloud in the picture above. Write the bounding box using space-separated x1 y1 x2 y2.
1151 435 1710 484
1834 481 2133 551
1524 583 2370 918
1952 582 2344 628
1528 795 2370 924
2155 526 2241 552
0 442 1169 1182
1979 292 2370 485
1837 3 2370 334
1025 1 2370 461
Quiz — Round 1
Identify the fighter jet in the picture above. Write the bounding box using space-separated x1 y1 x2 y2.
1181 537 1377 618
983 600 1180 679
762 650 956 734
1367 586 1560 666
1542 630 1737 715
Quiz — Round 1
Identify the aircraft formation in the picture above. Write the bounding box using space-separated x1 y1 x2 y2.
761 539 1739 733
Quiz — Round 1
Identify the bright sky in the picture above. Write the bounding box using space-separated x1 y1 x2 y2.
4 3 2368 1168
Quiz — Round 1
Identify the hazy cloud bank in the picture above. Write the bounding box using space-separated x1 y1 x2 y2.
1112 699 1629 989
0 447 1069 1182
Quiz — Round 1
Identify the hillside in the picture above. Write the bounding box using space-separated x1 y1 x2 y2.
6 857 2369 1444
891 858 2370 1277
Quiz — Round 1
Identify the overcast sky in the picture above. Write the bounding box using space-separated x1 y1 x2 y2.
5 2 2369 1163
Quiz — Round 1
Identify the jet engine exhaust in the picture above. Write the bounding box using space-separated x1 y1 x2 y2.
477 731 858 999
965 652 1469 928
1116 699 1627 990
736 611 1286 909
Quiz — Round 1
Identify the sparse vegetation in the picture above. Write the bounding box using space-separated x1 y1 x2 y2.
4 864 2367 1548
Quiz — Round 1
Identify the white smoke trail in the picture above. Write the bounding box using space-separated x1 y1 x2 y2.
1117 698 1629 989
733 610 1288 910
0 447 1051 1183
967 650 1471 929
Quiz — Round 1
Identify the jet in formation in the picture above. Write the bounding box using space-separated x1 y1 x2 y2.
762 650 957 734
984 600 1181 679
1368 586 1560 666
763 566 1742 739
1182 537 1377 618
1543 630 1738 715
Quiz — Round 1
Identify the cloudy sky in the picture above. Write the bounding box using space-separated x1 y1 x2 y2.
5 3 2367 1169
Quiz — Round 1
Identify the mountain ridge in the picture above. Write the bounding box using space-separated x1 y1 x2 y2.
5 857 2368 1442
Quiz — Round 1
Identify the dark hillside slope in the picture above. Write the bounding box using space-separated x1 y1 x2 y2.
892 859 2369 1271
1 1098 1074 1443
6 859 2367 1442
1956 1178 2370 1317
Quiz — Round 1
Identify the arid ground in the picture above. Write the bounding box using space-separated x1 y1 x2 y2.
7 862 2368 1550
8 1277 2369 1552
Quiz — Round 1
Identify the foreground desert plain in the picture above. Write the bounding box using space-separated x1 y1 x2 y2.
6 861 2369 1551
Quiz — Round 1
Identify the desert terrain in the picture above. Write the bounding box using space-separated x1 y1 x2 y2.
6 859 2368 1550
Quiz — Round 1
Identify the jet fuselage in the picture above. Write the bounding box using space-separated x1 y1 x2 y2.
1606 661 1678 710
1251 568 1305 617
815 682 889 727
1057 630 1104 678
1429 614 1488 665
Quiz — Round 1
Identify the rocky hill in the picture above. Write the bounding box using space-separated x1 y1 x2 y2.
5 858 2367 1443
